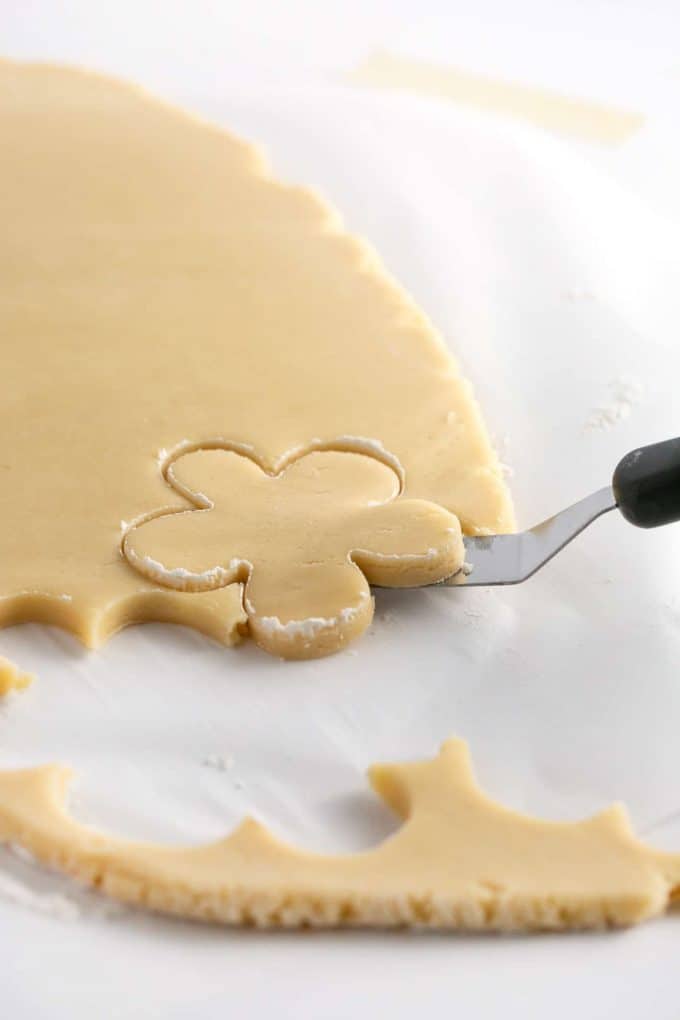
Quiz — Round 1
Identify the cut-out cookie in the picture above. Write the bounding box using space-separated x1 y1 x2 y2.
0 60 512 654
0 656 32 697
0 739 678 930
124 448 463 657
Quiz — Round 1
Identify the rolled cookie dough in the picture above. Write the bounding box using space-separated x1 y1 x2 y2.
0 59 512 657
0 739 677 930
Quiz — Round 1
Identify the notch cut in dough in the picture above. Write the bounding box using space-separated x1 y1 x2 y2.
0 739 677 930
0 59 512 658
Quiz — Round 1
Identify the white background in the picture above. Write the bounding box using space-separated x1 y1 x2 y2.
2 3 680 1017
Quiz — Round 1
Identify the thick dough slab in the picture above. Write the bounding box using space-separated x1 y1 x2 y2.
0 60 512 656
0 739 677 930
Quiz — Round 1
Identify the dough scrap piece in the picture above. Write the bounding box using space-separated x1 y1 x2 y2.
123 447 463 657
0 59 512 656
1 739 678 931
0 656 32 696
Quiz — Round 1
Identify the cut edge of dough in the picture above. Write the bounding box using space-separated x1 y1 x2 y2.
121 441 465 658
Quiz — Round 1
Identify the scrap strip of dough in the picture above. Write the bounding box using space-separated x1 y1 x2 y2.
0 60 512 656
0 740 678 931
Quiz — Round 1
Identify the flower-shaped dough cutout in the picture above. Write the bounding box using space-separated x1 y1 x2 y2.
123 448 464 658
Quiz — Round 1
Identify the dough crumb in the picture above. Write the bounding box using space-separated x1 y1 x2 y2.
0 656 32 697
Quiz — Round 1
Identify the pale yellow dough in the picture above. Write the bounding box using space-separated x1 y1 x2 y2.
0 656 32 696
0 59 512 658
0 739 678 930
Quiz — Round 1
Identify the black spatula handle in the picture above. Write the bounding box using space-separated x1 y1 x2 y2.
613 437 680 528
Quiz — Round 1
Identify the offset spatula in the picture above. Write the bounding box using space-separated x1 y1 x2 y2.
413 437 680 588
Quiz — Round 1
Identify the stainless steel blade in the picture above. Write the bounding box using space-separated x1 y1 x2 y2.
443 485 617 587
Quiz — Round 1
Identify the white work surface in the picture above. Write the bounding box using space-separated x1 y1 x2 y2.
3 4 680 1018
